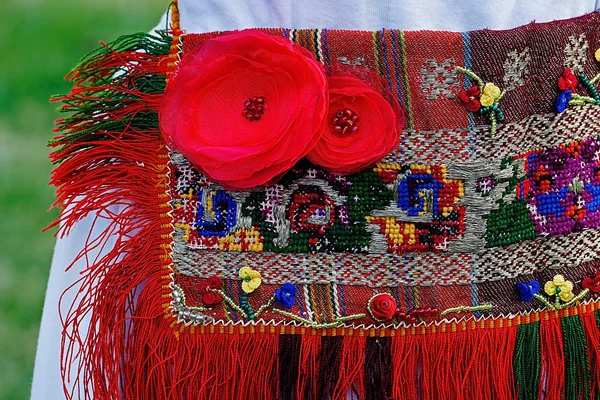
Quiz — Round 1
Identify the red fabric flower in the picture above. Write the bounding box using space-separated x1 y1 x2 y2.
200 275 223 306
306 75 403 174
160 30 328 190
582 272 600 293
368 293 397 321
458 86 481 112
558 68 578 92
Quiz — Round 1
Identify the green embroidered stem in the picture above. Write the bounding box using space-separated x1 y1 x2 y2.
489 112 498 137
211 289 248 318
455 66 485 89
254 295 275 319
534 293 557 310
578 74 600 102
439 303 493 316
558 289 590 309
272 308 366 328
496 89 507 102
240 292 256 320
571 93 599 104
590 73 600 85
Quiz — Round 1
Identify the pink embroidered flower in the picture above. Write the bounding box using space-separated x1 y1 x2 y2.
160 30 328 190
307 75 403 174
368 293 397 321
558 68 578 92
458 86 482 112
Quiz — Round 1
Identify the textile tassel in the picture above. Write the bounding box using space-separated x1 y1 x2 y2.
279 334 302 400
539 314 565 399
316 336 343 399
295 333 322 399
364 336 393 400
514 322 541 400
391 326 517 400
561 315 591 399
125 284 282 400
47 31 174 400
581 310 600 398
332 334 366 400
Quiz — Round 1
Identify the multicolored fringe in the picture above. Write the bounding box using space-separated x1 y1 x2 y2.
48 21 177 400
48 5 600 400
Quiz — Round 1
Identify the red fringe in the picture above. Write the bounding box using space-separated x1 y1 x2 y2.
391 325 517 400
581 310 600 398
539 314 565 399
49 38 174 399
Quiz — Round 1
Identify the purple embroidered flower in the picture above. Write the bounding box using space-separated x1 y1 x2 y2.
275 283 297 308
516 281 540 302
556 90 572 113
526 137 600 236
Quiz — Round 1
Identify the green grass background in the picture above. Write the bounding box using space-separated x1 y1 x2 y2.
0 1 167 398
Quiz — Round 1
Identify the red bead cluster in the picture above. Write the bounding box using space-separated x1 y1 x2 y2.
242 96 266 121
332 108 359 135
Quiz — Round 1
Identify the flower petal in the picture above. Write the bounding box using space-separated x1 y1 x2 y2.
241 280 255 293
480 94 494 107
544 281 557 295
248 277 262 290
559 290 574 302
553 275 565 286
239 266 252 279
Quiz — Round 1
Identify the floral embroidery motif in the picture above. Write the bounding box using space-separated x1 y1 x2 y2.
516 281 540 302
564 33 589 74
516 274 590 310
367 293 397 321
420 58 460 100
583 272 600 293
555 49 600 112
239 266 261 294
456 67 506 136
503 47 531 91
274 283 297 308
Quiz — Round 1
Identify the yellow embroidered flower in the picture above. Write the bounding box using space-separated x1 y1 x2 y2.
239 266 261 293
544 274 574 302
595 48 600 62
480 83 502 107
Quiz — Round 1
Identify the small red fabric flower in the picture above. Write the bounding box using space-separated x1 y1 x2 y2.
458 86 482 112
582 272 600 293
368 293 397 321
307 75 403 174
200 275 223 306
558 68 578 92
160 30 328 190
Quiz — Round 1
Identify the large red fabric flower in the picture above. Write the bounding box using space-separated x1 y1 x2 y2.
160 30 328 189
307 75 403 174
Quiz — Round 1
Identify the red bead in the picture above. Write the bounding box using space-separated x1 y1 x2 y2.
243 96 266 121
331 108 359 135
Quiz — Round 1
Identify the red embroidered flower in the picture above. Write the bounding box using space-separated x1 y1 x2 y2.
160 30 328 190
368 293 397 321
582 272 600 293
200 275 223 306
558 68 578 92
458 86 482 112
307 75 403 174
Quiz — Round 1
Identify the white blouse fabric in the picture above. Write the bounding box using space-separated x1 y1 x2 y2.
31 0 600 398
